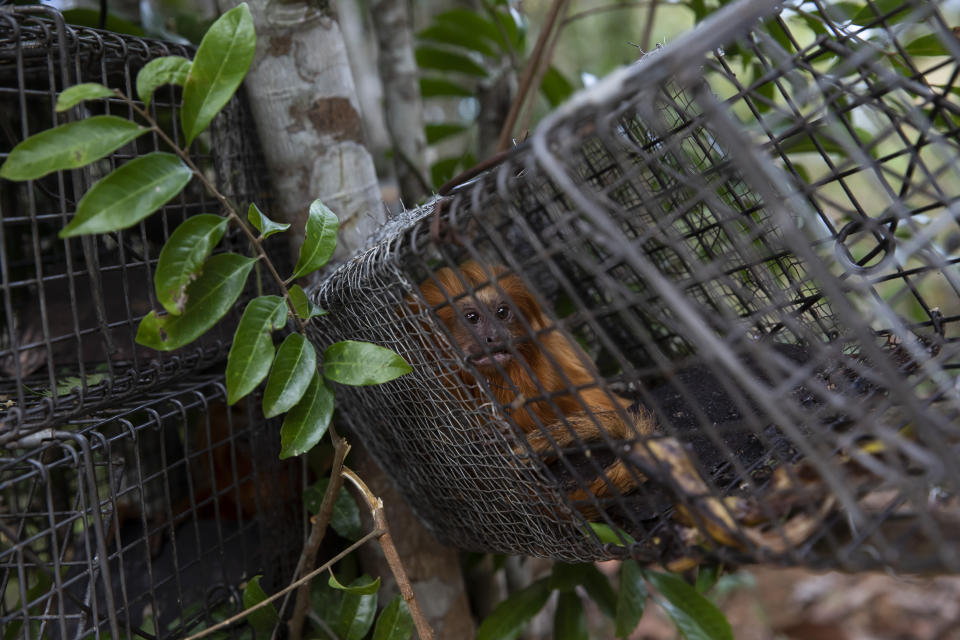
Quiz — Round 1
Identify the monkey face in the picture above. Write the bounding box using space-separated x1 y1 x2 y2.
451 288 530 370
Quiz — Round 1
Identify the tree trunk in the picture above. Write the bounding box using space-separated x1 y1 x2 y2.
371 0 429 205
218 0 383 271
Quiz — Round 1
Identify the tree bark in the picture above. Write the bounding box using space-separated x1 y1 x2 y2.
218 0 384 272
371 0 429 204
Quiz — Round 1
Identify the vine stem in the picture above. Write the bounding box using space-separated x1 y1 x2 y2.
117 90 308 335
341 466 435 640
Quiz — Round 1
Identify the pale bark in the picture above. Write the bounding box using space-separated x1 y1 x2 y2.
219 0 384 269
371 0 429 204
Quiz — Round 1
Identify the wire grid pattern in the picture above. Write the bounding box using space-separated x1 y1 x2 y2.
0 6 272 434
311 0 960 570
0 375 302 639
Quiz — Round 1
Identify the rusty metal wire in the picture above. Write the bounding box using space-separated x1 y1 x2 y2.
0 6 272 435
310 0 960 571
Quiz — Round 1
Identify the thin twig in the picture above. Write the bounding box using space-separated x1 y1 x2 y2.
117 90 308 334
287 426 352 640
341 467 435 640
182 528 380 640
495 0 571 153
517 12 566 138
640 0 661 53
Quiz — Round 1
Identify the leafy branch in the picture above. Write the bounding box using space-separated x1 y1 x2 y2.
0 3 424 638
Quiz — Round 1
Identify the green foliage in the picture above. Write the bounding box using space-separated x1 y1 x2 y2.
289 284 328 319
180 3 256 145
280 371 335 459
263 333 317 417
476 578 552 640
0 116 145 181
323 340 413 386
644 570 734 640
154 214 229 315
55 83 116 111
248 202 291 239
304 477 364 540
321 575 379 640
373 595 414 640
137 253 256 351
242 575 280 631
137 56 192 107
290 199 339 280
329 573 381 595
554 590 588 640
225 295 288 404
615 560 647 638
61 152 192 237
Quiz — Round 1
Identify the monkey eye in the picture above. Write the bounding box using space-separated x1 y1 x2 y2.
464 310 480 324
496 304 510 320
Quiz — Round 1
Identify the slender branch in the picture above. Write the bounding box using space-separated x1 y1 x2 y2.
287 426 352 640
517 14 565 138
341 467 435 640
182 528 380 640
117 91 308 334
641 0 661 53
495 0 571 153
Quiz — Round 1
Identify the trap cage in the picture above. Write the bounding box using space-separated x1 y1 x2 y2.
0 5 272 434
0 7 304 639
311 0 960 572
0 376 302 639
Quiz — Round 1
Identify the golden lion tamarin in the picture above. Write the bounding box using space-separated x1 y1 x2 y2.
417 261 655 502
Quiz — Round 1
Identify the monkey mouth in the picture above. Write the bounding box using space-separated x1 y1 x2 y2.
470 349 513 368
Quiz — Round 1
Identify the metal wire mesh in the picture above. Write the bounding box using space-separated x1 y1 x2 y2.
309 0 960 571
0 6 272 434
0 376 302 639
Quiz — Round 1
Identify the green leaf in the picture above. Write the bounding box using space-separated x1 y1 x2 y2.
425 123 469 144
247 202 291 239
373 595 414 640
0 116 146 181
289 198 339 280
60 152 192 237
154 214 228 315
476 578 551 640
289 284 328 319
549 563 589 592
695 564 721 593
304 477 364 539
415 46 489 77
430 156 462 187
242 575 279 632
434 9 510 51
588 522 635 547
61 8 146 36
418 23 497 57
333 576 379 640
55 83 115 111
540 66 574 107
136 252 256 351
576 563 617 620
850 0 912 25
180 3 256 145
263 333 317 417
555 591 588 640
904 34 950 57
323 340 411 386
225 295 288 404
330 573 381 595
615 560 647 638
279 371 334 459
420 77 474 98
137 56 192 108
643 571 734 640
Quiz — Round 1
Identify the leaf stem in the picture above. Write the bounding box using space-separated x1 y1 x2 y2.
116 89 308 334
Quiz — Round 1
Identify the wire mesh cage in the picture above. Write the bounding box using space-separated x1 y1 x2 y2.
309 0 960 572
0 6 272 434
0 375 302 639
